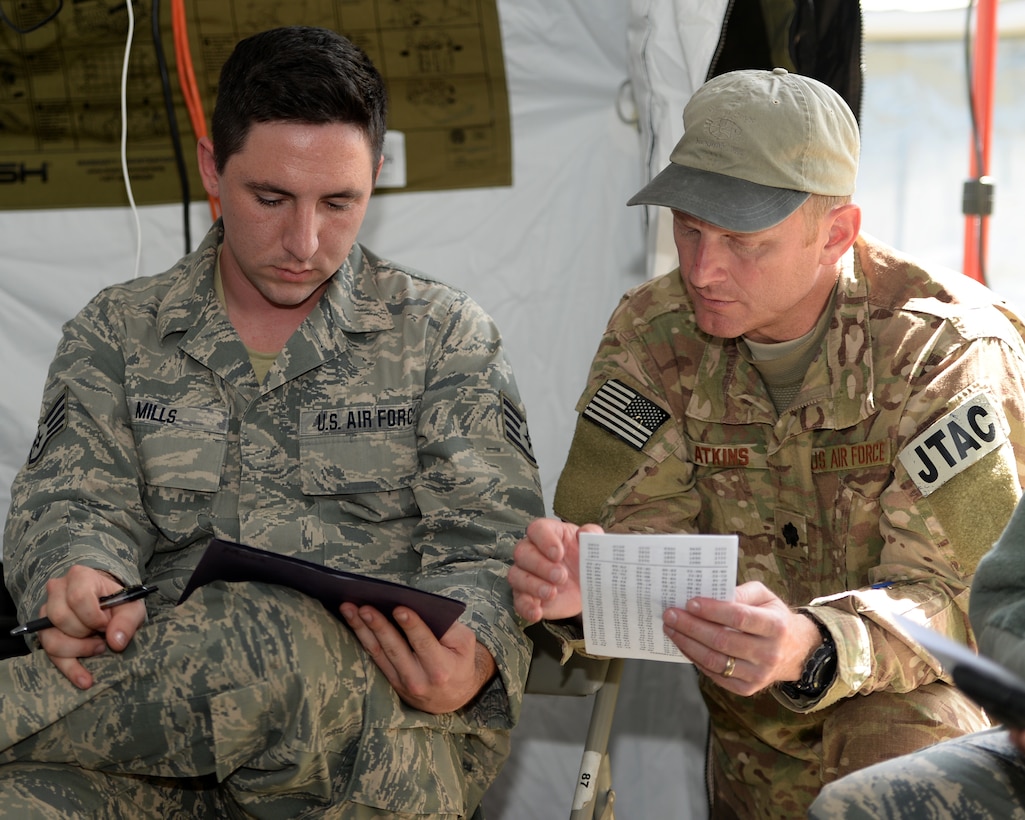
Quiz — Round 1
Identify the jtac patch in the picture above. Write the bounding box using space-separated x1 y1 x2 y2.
898 391 1008 497
27 388 68 467
583 379 670 451
502 392 537 466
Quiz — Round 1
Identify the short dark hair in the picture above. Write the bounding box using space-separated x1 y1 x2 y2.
210 26 388 173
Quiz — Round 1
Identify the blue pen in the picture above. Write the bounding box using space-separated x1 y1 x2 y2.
8 584 160 637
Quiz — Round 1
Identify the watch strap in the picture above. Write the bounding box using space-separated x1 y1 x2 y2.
779 615 837 700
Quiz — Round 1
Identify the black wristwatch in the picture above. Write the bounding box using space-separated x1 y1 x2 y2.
779 615 837 700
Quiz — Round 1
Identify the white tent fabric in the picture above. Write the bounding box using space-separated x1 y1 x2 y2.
626 0 729 278
3 1 1025 818
0 0 649 543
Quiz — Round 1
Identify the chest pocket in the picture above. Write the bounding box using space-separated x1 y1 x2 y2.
836 463 894 587
131 400 228 492
299 400 420 495
688 440 769 540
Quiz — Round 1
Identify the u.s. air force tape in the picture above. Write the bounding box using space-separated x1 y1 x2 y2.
897 391 1008 497
582 379 670 450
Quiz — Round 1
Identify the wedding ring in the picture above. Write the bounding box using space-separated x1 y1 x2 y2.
722 655 737 678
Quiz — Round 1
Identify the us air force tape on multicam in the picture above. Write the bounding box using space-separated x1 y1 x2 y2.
691 442 892 472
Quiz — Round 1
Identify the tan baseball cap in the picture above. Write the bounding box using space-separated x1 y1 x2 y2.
627 67 860 232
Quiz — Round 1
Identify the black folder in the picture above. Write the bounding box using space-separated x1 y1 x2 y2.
179 538 466 639
896 614 1025 730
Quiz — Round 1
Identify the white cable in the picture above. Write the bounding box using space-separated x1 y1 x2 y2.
120 0 142 277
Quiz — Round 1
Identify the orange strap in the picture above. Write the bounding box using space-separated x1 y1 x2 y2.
171 0 220 221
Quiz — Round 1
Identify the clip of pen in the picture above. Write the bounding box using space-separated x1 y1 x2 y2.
8 583 161 637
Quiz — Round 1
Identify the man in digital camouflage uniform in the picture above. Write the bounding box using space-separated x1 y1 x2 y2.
809 494 1025 819
508 68 1025 818
0 26 544 819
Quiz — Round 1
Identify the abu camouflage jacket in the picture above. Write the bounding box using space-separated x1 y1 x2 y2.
4 221 545 729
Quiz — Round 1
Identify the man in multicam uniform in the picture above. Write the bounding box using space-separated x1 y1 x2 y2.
0 26 543 819
508 67 1025 818
808 495 1025 819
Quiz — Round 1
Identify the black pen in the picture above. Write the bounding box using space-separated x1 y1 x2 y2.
8 584 161 637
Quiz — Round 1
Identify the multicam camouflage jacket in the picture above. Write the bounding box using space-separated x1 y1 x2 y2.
4 221 545 724
553 233 1025 816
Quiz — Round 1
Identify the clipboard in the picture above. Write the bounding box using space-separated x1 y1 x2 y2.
895 614 1025 729
179 538 466 639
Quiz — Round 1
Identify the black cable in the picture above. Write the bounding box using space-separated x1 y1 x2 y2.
965 0 984 182
0 0 62 33
151 0 192 253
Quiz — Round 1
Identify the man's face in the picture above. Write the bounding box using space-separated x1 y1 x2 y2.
198 120 379 310
672 206 838 343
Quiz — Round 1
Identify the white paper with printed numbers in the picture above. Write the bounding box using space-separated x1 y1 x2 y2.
578 532 738 662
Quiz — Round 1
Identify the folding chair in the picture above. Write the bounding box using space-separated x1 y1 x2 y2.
518 622 623 820
471 622 621 820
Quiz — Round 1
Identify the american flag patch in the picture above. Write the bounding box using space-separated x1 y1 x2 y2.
28 388 68 467
502 393 537 466
583 379 669 450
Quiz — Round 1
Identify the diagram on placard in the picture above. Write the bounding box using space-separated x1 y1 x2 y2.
0 0 510 209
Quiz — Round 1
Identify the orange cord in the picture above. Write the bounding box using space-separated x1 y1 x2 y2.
171 0 220 221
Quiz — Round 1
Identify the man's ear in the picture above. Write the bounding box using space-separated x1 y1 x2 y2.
373 152 385 186
820 203 861 265
196 137 220 200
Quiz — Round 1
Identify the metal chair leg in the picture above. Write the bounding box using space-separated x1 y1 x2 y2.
569 657 624 820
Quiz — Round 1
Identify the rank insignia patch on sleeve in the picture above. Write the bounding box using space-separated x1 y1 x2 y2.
582 379 670 450
28 388 68 467
502 393 537 466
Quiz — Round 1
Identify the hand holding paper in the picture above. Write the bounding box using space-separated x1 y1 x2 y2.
578 532 738 662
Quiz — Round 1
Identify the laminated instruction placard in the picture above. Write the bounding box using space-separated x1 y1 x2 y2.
579 532 738 662
1 0 511 210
